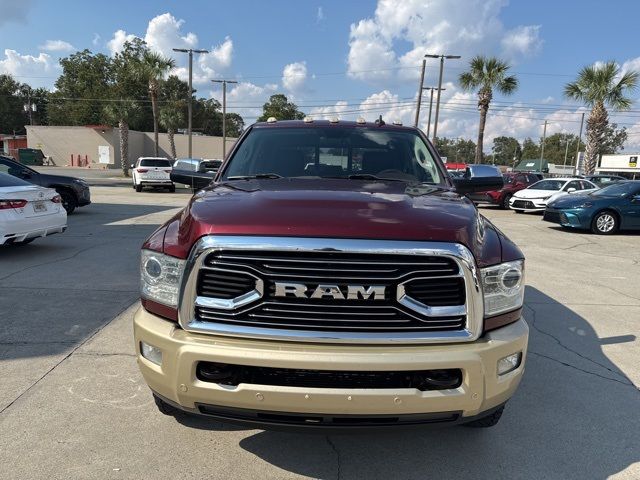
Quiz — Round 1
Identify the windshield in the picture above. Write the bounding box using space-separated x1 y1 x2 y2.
222 126 444 184
0 172 32 187
592 182 639 197
140 159 171 167
529 179 565 191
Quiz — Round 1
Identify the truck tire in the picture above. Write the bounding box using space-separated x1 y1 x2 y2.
169 185 176 193
463 405 504 428
153 394 180 416
57 189 77 215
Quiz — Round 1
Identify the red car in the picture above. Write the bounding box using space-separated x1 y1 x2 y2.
468 172 540 209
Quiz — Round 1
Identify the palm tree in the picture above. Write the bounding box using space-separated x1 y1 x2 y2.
159 102 185 160
104 100 142 177
564 61 638 174
138 51 175 156
459 56 518 163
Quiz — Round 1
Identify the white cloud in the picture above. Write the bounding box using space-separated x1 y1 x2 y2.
92 33 101 47
39 40 76 52
310 101 349 119
211 82 279 121
317 6 325 22
282 61 307 92
107 29 137 56
144 13 198 57
198 37 233 79
347 0 543 83
501 25 543 60
0 49 54 88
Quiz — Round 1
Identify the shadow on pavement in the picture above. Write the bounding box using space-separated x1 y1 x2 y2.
235 286 638 479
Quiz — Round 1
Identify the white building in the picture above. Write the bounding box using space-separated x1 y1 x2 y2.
597 154 640 178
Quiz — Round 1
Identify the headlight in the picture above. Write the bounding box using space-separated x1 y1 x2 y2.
140 250 186 306
480 260 525 316
576 201 593 208
540 195 552 201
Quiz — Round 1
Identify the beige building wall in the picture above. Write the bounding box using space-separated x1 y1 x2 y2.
26 125 236 169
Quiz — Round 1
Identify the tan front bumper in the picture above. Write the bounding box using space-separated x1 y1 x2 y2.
134 307 528 419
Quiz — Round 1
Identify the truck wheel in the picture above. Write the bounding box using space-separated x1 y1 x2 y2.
463 405 504 428
135 184 143 192
591 210 618 235
169 185 176 193
501 194 512 210
153 394 180 416
57 189 77 215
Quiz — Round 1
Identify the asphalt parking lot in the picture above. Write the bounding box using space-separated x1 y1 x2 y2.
1 183 638 479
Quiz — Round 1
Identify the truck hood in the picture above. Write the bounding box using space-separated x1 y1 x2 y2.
154 178 520 266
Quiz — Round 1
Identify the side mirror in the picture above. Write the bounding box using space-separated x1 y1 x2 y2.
452 164 504 195
567 188 577 193
130 164 135 169
20 170 32 179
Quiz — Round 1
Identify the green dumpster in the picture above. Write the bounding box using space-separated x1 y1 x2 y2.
18 148 45 166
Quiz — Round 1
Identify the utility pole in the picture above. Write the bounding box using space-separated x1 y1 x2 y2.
562 137 570 169
574 112 585 174
212 79 238 158
414 59 426 128
424 87 445 138
23 91 35 125
540 120 548 163
173 48 209 158
425 53 461 143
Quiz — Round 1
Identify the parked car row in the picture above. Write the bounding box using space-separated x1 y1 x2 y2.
130 157 223 193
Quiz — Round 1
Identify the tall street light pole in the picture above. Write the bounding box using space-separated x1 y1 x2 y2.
574 112 585 175
540 120 548 163
212 79 238 159
173 48 209 158
425 54 461 144
414 59 426 127
424 86 445 138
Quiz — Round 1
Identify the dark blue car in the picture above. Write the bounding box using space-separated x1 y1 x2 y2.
543 181 640 234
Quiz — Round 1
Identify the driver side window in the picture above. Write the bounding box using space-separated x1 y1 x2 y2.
565 180 581 191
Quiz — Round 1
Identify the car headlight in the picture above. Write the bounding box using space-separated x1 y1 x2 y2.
140 250 186 307
480 260 525 316
540 195 552 201
576 201 593 208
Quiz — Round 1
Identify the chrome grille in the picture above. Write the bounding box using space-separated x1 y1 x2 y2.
180 237 483 344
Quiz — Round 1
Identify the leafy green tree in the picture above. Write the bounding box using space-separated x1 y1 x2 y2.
434 137 477 162
159 102 185 160
538 133 585 166
601 123 627 154
257 94 304 122
521 137 540 160
48 49 114 126
459 56 518 163
564 61 638 174
0 75 28 134
136 50 175 156
492 136 521 165
104 101 142 177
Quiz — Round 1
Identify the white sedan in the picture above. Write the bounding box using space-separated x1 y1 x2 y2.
0 172 67 245
509 177 598 213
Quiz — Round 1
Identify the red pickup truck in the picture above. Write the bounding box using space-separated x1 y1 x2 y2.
467 172 541 209
134 119 528 430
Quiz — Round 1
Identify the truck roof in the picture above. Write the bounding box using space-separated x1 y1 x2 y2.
252 119 417 131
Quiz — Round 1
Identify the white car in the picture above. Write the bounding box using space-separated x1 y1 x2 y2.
0 172 67 246
509 177 598 213
131 157 174 192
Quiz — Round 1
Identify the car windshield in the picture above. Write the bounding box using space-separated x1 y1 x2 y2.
503 175 515 184
222 126 444 184
529 179 565 191
140 159 171 167
0 172 31 187
591 182 639 197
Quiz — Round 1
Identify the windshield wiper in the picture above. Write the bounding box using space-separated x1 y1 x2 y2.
321 174 405 182
226 173 282 180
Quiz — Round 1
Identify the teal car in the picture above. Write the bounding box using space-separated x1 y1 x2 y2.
543 181 640 234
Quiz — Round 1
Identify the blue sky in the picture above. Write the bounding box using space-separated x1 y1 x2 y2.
2 0 640 148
